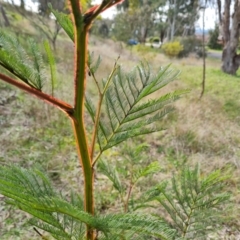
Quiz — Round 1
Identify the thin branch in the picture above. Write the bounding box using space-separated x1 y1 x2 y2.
92 152 101 167
90 70 101 94
90 94 102 160
0 62 38 89
90 58 119 162
33 227 43 237
83 0 124 27
0 72 73 115
124 184 133 212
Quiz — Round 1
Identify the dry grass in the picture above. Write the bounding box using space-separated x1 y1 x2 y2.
86 39 240 236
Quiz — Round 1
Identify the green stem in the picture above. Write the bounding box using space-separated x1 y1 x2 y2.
90 60 119 161
90 92 103 160
74 27 94 240
182 207 194 237
68 1 94 239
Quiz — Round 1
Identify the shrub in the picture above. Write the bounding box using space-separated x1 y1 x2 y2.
177 36 202 58
195 45 208 58
162 41 183 57
149 36 160 43
208 24 222 50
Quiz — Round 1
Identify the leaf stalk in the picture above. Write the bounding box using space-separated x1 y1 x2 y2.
90 59 119 161
0 72 73 115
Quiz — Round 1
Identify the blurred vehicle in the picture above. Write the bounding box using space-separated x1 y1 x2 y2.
145 37 162 48
127 39 138 45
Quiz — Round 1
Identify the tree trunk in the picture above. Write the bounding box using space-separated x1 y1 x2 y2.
170 0 177 41
20 0 25 10
200 4 206 99
222 0 231 44
221 0 240 75
0 4 10 27
217 0 222 23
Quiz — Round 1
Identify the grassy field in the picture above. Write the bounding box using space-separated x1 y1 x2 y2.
1 4 240 239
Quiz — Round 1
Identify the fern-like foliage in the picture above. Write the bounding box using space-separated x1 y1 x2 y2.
144 165 230 239
0 30 46 90
99 213 177 240
50 5 74 41
86 62 185 157
97 144 162 214
0 165 178 239
88 52 101 75
98 159 124 195
98 159 161 196
44 40 57 96
0 165 98 239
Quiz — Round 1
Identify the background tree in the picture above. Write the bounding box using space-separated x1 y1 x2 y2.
113 0 200 43
165 0 199 41
9 0 66 50
37 0 66 16
208 23 222 50
221 0 240 74
0 3 10 27
113 0 166 43
111 11 138 42
20 0 25 10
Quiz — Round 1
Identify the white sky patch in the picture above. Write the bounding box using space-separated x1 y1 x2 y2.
3 0 39 11
100 7 117 19
4 0 218 30
197 8 218 30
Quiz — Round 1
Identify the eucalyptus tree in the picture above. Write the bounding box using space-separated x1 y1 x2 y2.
114 0 200 42
220 0 240 74
20 0 25 9
114 0 166 43
37 0 66 16
15 0 66 50
203 0 240 74
165 0 199 40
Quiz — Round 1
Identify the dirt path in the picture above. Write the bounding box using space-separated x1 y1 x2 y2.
208 50 222 59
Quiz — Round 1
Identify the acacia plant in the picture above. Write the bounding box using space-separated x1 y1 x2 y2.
0 0 229 239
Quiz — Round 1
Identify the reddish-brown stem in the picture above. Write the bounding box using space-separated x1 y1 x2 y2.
0 72 73 115
124 168 134 213
84 0 124 26
124 184 133 213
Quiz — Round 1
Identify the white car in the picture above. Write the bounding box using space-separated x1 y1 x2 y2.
145 41 162 48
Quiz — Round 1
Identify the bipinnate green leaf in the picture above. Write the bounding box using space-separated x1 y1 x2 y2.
88 52 102 75
49 4 74 41
0 30 46 90
98 159 124 194
152 165 230 238
101 213 177 240
44 40 57 97
86 62 186 157
132 161 161 184
0 165 101 239
0 165 178 239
